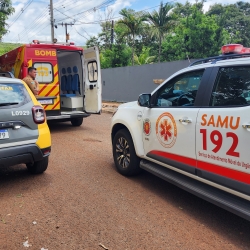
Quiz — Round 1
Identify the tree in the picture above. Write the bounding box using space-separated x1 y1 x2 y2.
161 3 229 61
100 44 131 69
0 0 15 41
134 47 155 65
97 8 114 50
207 2 250 46
86 36 100 48
118 8 147 65
145 1 177 62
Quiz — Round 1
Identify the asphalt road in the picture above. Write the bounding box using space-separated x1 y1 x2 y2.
0 113 249 250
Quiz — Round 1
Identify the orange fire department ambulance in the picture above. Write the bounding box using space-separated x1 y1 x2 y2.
0 40 102 126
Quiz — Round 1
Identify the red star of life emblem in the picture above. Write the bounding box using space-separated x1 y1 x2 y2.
156 112 177 148
160 119 172 141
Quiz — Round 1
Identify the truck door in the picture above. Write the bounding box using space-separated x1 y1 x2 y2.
83 46 102 113
196 65 250 196
142 69 206 175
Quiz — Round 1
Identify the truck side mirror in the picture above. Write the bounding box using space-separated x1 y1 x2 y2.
138 93 151 107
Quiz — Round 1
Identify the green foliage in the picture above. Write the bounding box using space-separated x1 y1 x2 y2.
0 43 21 56
134 47 155 65
100 44 132 69
86 36 100 48
118 8 147 65
162 5 229 61
84 1 250 69
207 2 250 46
144 1 177 62
0 0 15 41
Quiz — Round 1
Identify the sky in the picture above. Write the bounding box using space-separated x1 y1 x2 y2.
1 0 247 46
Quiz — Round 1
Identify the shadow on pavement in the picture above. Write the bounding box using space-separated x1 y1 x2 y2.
112 164 250 247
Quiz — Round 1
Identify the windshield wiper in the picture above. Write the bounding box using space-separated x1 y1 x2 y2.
0 102 19 106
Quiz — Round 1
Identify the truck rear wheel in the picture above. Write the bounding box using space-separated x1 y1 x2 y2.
26 156 48 174
71 117 83 126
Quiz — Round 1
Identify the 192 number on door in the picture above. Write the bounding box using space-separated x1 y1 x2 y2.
200 129 239 157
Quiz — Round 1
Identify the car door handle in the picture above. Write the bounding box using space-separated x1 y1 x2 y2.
242 124 250 129
179 118 192 123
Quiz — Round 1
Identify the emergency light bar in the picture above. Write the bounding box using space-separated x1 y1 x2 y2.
32 40 75 46
190 43 250 67
221 44 250 54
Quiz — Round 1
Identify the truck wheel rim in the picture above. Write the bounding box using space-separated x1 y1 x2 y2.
115 137 130 169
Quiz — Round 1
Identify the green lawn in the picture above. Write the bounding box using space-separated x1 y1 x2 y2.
0 42 22 56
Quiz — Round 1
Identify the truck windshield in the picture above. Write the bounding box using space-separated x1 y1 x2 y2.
0 83 31 106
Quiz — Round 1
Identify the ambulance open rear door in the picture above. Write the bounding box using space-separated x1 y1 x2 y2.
83 46 102 114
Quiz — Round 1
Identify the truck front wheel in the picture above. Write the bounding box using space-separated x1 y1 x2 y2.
112 129 141 176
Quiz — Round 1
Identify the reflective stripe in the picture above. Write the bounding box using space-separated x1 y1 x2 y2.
148 150 250 185
39 63 60 111
0 139 37 149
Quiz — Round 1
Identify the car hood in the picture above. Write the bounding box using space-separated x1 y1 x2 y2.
118 101 138 109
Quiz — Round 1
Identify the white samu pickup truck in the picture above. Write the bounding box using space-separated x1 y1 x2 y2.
111 44 250 221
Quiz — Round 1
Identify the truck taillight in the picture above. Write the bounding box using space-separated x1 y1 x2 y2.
32 106 46 124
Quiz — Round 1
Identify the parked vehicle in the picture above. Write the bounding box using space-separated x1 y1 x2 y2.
0 76 51 174
0 40 102 126
111 44 250 221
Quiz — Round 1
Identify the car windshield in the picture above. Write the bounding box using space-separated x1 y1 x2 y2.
0 83 31 106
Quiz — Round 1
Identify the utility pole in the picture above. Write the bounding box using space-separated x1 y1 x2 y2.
49 0 54 42
111 20 114 46
57 23 74 43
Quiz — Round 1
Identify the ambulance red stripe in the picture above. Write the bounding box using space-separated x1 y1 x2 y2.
39 84 49 95
148 150 250 184
52 100 60 110
45 83 59 96
149 150 196 167
51 92 60 110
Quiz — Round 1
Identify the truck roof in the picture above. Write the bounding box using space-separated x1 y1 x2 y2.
25 42 83 51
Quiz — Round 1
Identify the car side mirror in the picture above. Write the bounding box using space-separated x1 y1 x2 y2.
138 93 151 107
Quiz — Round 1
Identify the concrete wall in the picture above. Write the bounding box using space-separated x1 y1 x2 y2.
101 59 196 102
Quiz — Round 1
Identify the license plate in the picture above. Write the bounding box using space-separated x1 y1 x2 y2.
39 99 53 105
0 129 9 139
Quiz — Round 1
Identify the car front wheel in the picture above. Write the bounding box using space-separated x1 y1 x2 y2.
26 156 49 174
112 129 141 176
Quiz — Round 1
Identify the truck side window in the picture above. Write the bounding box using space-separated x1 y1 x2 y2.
155 70 204 107
33 62 53 83
210 67 250 106
87 61 98 82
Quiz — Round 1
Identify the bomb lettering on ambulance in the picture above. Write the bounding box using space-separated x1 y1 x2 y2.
35 50 56 57
200 114 240 157
156 112 177 148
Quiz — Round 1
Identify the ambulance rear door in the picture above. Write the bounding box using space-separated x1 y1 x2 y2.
82 46 102 114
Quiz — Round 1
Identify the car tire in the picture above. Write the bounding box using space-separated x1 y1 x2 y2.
71 117 83 126
113 129 141 176
26 156 48 174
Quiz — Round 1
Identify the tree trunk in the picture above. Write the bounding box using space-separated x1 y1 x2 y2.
158 36 162 63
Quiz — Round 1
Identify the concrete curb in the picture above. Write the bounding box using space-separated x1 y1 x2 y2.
101 109 116 114
101 102 120 114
